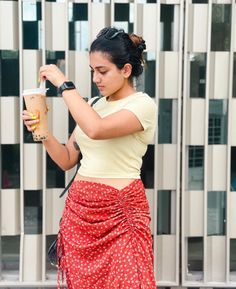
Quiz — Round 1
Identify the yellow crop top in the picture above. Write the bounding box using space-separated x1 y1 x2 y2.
74 92 157 179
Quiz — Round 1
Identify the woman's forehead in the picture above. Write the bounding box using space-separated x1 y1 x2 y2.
89 51 113 68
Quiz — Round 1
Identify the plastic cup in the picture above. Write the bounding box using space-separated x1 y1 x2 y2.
23 87 49 141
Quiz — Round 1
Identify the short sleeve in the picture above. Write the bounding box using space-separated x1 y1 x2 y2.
122 94 157 131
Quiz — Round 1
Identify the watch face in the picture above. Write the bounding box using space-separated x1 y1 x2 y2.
58 81 76 94
64 81 75 89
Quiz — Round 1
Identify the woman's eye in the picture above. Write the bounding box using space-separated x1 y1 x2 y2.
100 71 107 75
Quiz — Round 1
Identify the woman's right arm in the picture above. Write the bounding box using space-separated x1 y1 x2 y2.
22 110 80 171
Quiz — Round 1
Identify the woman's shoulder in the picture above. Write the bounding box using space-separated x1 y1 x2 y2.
125 92 157 111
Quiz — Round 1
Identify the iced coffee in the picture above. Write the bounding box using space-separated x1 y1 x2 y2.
23 88 49 141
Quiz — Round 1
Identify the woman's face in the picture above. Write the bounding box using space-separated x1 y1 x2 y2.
90 51 129 98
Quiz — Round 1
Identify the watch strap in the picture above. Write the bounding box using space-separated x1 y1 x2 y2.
58 81 76 95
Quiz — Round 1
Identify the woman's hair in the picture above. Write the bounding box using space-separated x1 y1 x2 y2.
90 27 146 79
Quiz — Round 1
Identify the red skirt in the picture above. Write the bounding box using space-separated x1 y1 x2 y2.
57 179 156 289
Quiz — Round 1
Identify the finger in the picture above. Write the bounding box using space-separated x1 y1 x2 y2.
22 110 39 119
22 114 39 121
24 119 39 126
31 125 38 131
22 110 35 118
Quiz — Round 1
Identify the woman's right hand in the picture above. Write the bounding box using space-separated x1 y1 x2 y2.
22 110 40 132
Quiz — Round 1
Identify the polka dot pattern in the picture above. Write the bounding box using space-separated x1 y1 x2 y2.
57 179 156 289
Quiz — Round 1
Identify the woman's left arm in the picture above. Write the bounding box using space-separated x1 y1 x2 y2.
39 64 143 140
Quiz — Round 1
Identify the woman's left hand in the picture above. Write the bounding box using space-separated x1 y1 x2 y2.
39 64 67 88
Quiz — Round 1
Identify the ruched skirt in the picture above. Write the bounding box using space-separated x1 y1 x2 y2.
57 179 156 289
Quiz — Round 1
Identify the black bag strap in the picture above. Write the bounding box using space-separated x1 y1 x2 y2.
59 96 102 198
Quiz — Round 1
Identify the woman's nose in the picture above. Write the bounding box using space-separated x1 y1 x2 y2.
93 72 100 84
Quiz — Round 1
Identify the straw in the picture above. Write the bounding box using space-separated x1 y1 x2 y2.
39 80 49 92
39 80 45 90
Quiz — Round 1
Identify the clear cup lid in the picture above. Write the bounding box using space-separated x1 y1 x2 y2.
22 88 48 96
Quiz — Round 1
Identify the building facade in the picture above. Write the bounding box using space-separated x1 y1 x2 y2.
0 0 236 288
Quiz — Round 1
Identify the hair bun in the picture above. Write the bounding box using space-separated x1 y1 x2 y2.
137 41 146 52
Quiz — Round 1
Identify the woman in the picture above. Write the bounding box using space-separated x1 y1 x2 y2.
22 27 157 289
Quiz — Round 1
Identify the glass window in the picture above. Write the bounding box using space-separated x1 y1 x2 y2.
230 239 236 272
158 99 178 144
23 124 36 143
208 100 228 144
0 235 20 278
144 52 156 98
137 0 157 3
69 3 89 51
211 4 231 51
91 79 101 99
189 53 206 99
233 53 236 98
92 0 110 2
46 235 57 279
192 0 208 3
136 52 156 98
22 1 42 49
24 190 42 234
188 146 204 190
46 153 65 188
69 112 76 136
207 191 226 236
141 145 154 188
187 237 203 276
46 51 65 96
231 147 236 191
114 3 134 33
157 190 175 235
1 144 20 189
0 50 19 97
160 5 179 51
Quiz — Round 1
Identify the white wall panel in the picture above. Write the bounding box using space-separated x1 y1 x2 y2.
209 52 230 99
0 1 18 49
0 97 20 144
1 189 20 235
229 192 236 237
157 235 176 281
207 236 226 282
230 99 236 145
68 51 90 98
46 189 66 235
91 3 110 40
45 2 67 51
185 190 204 236
137 4 157 51
188 4 208 52
234 19 236 51
22 234 42 281
47 97 68 144
23 144 43 190
146 189 154 234
207 145 227 191
186 99 205 145
157 144 177 190
159 52 179 99
23 50 42 90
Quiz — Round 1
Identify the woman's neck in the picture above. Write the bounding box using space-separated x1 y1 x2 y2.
106 85 136 102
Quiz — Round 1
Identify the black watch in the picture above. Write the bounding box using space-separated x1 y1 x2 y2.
58 81 76 95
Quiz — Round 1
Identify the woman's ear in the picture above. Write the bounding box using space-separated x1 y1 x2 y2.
122 63 132 78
